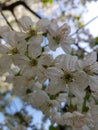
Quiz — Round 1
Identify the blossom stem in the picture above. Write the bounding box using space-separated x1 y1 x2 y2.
82 89 90 113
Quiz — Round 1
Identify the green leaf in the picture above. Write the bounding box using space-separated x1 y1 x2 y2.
92 96 98 105
49 125 57 130
42 0 53 4
25 35 32 42
82 89 91 113
94 36 98 46
95 100 98 105
66 104 77 112
79 22 84 28
74 16 80 21
48 0 53 3
82 106 89 113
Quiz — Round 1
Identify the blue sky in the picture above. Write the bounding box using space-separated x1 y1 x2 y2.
83 1 98 37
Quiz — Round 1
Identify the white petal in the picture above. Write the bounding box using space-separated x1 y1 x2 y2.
89 76 98 91
48 19 58 36
48 34 58 51
83 52 97 67
36 18 50 32
56 23 70 37
19 16 34 31
55 54 78 72
88 62 98 73
26 90 49 108
0 26 10 37
38 54 53 67
28 35 43 58
46 67 63 79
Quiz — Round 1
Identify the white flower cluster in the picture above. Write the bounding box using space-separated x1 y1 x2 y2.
0 16 98 130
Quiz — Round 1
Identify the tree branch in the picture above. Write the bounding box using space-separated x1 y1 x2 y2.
70 16 98 37
1 11 13 30
0 1 42 19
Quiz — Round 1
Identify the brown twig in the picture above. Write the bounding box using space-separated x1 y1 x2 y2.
0 1 42 19
1 11 13 30
0 1 42 29
70 16 98 37
11 10 22 30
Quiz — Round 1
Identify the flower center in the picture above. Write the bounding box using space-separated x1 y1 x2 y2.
53 36 60 44
61 71 73 83
11 48 19 54
29 58 37 66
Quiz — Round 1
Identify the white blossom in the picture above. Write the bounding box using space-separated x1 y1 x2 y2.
78 52 98 92
0 31 27 55
46 54 88 95
47 20 74 53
